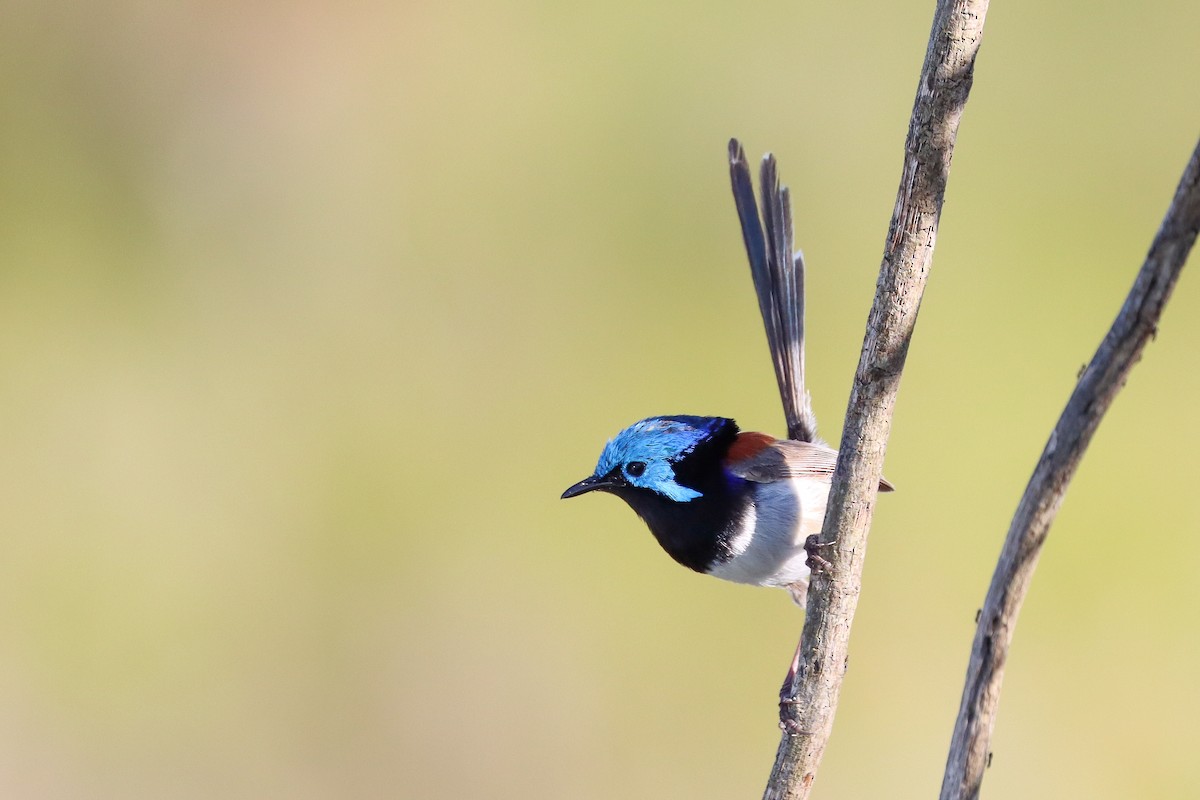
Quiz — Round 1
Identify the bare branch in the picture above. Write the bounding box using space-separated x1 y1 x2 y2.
939 136 1200 800
763 1 990 797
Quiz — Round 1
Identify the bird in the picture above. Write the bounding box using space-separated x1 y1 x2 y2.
561 415 892 607
562 141 896 706
562 141 893 612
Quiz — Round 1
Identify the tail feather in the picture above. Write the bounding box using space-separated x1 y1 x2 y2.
728 138 819 444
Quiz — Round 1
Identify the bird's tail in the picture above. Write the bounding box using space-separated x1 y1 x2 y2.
728 138 819 444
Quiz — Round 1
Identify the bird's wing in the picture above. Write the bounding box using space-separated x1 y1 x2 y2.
728 437 895 491
727 439 838 483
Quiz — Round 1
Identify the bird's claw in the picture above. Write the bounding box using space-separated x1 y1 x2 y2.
778 659 806 733
804 534 836 573
778 696 805 734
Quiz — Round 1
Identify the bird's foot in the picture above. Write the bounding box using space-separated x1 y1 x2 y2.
778 695 805 734
777 636 804 733
804 534 836 573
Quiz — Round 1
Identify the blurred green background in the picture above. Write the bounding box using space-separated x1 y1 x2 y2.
2 1 1198 798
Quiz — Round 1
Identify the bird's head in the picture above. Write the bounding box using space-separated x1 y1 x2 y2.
561 415 739 504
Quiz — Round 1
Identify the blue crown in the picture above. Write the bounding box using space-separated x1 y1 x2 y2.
593 416 735 502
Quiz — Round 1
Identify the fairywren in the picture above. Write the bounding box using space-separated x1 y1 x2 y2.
562 415 892 605
562 141 892 610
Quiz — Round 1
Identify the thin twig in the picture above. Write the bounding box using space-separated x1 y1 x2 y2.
939 136 1200 800
763 1 990 797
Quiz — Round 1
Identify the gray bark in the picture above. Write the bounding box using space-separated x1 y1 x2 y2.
763 1 990 797
938 136 1200 800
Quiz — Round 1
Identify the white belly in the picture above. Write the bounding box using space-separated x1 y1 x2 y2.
705 477 829 588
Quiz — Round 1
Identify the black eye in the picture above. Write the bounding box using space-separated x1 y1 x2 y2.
626 461 646 478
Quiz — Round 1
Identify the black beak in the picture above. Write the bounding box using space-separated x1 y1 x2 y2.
561 474 625 499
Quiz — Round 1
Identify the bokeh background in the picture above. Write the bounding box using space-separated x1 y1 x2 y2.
2 1 1198 798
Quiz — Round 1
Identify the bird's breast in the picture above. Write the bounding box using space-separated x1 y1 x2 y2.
704 477 828 588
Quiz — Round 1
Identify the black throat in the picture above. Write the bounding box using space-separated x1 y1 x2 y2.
611 424 753 574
